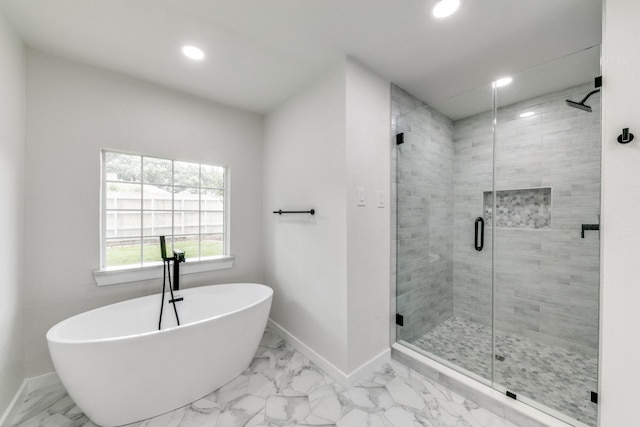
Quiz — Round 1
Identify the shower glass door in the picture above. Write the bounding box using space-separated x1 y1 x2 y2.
393 83 494 383
393 45 601 426
492 46 601 427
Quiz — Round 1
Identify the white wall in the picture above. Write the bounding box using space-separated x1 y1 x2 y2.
0 10 25 416
345 59 391 372
263 57 390 377
599 0 640 424
24 50 264 376
263 59 349 371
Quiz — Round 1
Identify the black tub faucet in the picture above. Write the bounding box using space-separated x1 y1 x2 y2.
159 236 186 291
158 236 185 329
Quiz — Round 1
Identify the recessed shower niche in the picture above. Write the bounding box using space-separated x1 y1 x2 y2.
484 187 552 229
393 46 601 427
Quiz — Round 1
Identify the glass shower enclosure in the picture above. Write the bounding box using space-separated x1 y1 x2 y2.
393 46 601 427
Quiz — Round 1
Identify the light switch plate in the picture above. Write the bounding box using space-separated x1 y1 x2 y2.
357 187 366 206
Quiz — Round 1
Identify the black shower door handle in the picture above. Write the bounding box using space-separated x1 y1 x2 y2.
475 217 484 251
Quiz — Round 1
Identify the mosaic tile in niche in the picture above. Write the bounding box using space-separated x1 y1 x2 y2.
484 187 551 229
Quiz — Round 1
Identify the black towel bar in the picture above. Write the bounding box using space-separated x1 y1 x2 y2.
273 209 315 215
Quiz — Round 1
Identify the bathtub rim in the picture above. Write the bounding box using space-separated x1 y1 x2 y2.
46 282 273 345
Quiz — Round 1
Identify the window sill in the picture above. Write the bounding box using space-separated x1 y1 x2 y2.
93 256 235 287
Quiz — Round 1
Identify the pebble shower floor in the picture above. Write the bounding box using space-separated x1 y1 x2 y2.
9 328 520 427
413 316 598 426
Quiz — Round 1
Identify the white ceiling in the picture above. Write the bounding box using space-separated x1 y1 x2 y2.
433 45 601 120
0 0 602 116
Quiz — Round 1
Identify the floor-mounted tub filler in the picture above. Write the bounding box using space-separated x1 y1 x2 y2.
46 283 273 427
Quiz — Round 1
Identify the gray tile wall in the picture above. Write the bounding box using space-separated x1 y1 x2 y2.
392 85 455 342
453 82 601 356
451 109 494 328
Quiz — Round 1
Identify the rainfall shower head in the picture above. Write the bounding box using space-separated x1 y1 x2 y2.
565 89 600 112
566 99 592 112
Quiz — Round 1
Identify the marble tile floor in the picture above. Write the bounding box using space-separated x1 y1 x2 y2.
9 328 519 427
412 316 597 426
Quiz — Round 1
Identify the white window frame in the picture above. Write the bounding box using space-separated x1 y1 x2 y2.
93 150 234 286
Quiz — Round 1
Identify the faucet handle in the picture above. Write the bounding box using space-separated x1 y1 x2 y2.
173 249 185 262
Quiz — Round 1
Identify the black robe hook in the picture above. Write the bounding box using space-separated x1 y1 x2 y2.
618 128 634 144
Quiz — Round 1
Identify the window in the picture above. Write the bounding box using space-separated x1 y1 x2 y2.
101 150 227 270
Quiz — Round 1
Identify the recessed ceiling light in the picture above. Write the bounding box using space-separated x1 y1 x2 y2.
520 111 536 118
182 45 205 61
492 77 513 88
432 0 462 18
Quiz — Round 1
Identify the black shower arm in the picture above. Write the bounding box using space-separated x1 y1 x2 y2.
580 89 600 104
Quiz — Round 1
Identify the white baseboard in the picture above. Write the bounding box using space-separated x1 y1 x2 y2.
0 372 60 427
0 380 27 427
267 318 390 388
344 347 390 386
26 372 60 391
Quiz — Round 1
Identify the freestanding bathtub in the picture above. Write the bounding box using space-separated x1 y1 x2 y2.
46 283 273 427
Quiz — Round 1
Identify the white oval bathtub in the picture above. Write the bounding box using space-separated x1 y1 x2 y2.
46 283 273 427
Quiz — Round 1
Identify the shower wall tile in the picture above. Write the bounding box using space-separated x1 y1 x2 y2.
453 82 601 356
392 85 454 342
451 110 494 328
